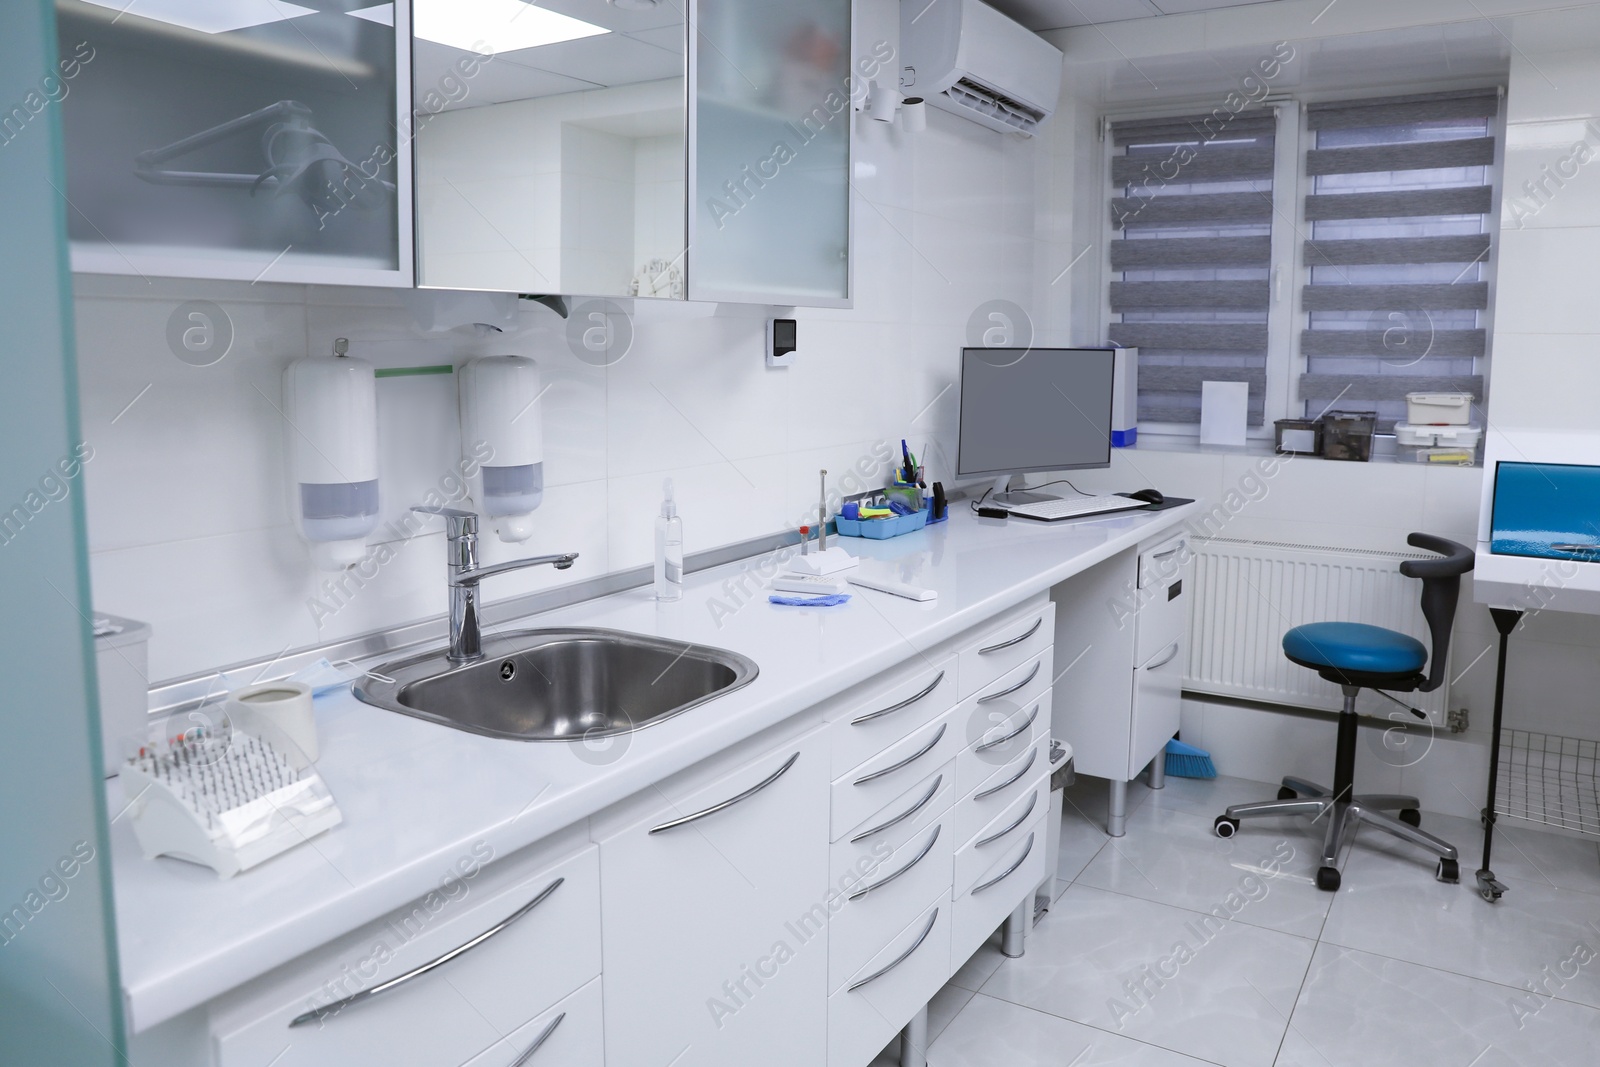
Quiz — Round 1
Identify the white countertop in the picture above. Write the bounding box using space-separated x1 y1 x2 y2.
110 503 1199 1031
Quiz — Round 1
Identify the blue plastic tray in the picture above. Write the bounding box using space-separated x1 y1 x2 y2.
835 510 929 540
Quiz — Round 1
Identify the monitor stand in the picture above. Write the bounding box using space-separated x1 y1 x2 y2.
989 475 1059 508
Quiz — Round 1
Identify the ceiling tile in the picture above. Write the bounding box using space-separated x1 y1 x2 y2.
499 32 682 86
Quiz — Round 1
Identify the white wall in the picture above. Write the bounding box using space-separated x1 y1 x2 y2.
73 102 1041 684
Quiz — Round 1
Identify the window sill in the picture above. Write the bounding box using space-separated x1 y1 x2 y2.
1124 432 1482 469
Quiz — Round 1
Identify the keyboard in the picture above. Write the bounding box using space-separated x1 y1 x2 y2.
1004 495 1148 522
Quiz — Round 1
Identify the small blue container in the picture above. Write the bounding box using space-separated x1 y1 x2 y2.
835 509 929 540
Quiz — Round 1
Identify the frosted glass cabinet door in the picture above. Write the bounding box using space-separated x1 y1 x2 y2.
690 0 852 306
53 1 411 286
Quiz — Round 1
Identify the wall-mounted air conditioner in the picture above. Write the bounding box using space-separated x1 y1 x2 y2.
900 0 1064 137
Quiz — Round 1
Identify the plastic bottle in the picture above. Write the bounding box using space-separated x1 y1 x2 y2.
654 478 683 601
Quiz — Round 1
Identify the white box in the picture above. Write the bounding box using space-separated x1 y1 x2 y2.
94 613 151 777
1111 347 1138 447
1405 392 1472 425
1394 422 1483 448
1199 381 1249 447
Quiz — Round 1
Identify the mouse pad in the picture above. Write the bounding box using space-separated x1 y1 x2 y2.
1116 494 1195 512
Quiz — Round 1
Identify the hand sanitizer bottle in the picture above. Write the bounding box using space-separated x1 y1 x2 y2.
655 478 683 601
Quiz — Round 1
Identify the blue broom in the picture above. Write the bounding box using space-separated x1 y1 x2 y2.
1164 738 1216 779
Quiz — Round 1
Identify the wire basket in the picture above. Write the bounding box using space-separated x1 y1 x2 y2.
1495 729 1600 837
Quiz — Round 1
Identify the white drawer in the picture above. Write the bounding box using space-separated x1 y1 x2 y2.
953 777 1049 896
950 812 1048 968
1136 533 1190 663
827 655 957 777
826 897 951 1067
828 816 953 993
954 660 1051 799
957 601 1054 699
831 707 960 840
211 843 601 1067
950 735 1050 847
460 976 604 1067
831 761 954 888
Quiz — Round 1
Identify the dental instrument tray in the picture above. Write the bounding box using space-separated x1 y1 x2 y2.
121 725 342 879
835 508 930 540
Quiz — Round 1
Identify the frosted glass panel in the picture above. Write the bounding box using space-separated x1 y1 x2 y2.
691 0 851 304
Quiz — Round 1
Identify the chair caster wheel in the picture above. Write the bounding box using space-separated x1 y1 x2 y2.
1437 858 1460 884
1214 815 1239 839
1278 786 1297 800
1475 870 1506 902
1316 866 1341 892
1399 809 1421 828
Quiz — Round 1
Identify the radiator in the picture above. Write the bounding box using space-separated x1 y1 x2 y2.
1185 538 1451 722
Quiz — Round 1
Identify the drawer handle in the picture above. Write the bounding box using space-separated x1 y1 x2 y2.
975 790 1039 848
974 746 1039 801
851 670 946 726
975 702 1040 753
1145 642 1181 671
850 774 943 843
288 877 565 1028
976 661 1041 704
509 1012 565 1067
1150 544 1184 561
650 752 800 834
853 723 948 786
846 908 940 992
848 825 941 900
972 832 1036 894
978 617 1042 655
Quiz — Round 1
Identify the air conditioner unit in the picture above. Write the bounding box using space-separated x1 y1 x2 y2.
900 0 1063 137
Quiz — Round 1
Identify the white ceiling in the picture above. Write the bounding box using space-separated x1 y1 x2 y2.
989 0 1283 32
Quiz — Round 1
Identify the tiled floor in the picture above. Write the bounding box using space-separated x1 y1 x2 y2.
875 773 1600 1067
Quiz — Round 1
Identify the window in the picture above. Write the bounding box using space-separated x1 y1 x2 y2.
1106 111 1279 428
1299 89 1498 430
1103 87 1501 440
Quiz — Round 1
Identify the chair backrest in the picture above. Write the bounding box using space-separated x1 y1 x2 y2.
1399 533 1475 692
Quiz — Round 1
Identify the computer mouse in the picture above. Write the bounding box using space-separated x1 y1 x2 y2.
1127 488 1165 506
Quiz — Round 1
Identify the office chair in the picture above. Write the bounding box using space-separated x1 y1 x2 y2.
1212 533 1474 892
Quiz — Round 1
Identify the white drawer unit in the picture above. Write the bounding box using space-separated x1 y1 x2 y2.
830 707 961 841
826 897 951 1067
827 815 953 992
459 976 604 1067
950 812 1048 967
830 762 955 890
949 734 1050 848
827 655 957 778
953 777 1049 897
210 842 601 1067
954 660 1052 798
599 727 829 1067
957 599 1055 698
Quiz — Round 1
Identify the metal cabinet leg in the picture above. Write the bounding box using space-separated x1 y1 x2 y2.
900 1005 929 1067
1108 778 1127 837
1147 752 1167 790
1001 901 1029 958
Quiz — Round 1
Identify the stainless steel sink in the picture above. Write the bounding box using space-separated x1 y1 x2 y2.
354 627 758 741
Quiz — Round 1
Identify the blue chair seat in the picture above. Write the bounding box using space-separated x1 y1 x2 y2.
1282 622 1427 676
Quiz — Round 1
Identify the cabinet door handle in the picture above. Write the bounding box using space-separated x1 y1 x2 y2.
289 877 565 1028
508 1012 565 1067
848 825 941 900
974 746 1038 800
978 617 1042 655
975 702 1040 753
852 671 946 726
853 723 947 786
850 774 943 843
972 832 1036 894
1145 642 1181 671
975 790 1039 848
977 661 1041 704
846 908 940 992
649 752 800 834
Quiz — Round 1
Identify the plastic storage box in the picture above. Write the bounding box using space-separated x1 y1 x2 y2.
1320 411 1378 462
1405 392 1473 425
94 613 151 777
1396 422 1483 465
834 509 930 539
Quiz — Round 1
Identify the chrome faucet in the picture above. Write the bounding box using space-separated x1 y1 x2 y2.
412 506 578 664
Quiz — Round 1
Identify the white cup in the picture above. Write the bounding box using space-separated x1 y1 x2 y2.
225 681 317 767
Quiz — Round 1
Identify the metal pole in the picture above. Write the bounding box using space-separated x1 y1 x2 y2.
899 1005 929 1067
1477 608 1521 902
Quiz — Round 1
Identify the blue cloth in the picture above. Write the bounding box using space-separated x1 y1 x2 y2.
769 593 851 607
1283 622 1427 675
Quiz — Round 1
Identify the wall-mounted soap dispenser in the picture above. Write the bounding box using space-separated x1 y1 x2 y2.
458 355 544 543
284 343 380 571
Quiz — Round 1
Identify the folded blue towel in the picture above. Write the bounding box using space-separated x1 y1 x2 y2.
768 593 852 607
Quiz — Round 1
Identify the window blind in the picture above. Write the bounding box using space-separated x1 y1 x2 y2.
1300 89 1498 430
1107 111 1278 426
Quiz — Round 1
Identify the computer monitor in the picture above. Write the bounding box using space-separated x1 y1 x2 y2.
956 347 1114 505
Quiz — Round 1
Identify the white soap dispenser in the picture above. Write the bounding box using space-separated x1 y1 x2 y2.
655 478 683 601
458 354 544 543
283 345 380 571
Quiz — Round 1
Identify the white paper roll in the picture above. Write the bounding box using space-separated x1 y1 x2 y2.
226 681 317 767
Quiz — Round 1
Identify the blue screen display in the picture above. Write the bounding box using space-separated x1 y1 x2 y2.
1490 462 1600 560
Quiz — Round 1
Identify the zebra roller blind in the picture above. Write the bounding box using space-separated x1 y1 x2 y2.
1300 89 1499 429
1107 111 1278 426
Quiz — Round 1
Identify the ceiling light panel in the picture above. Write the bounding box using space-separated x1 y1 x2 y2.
78 0 318 35
414 0 610 54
